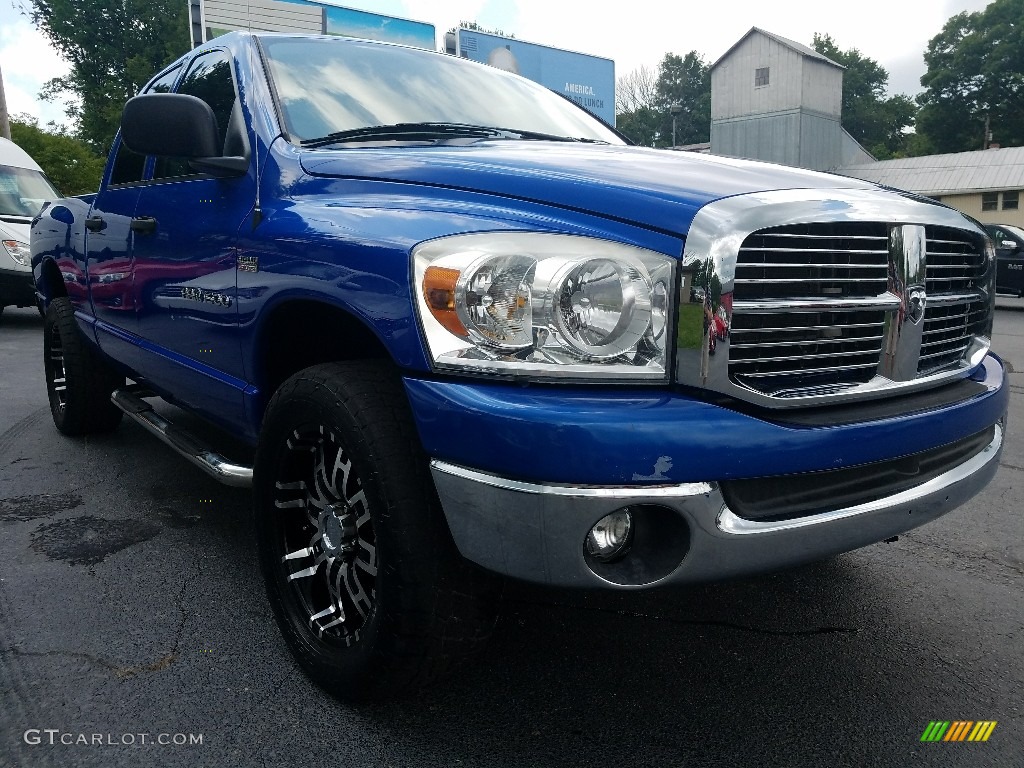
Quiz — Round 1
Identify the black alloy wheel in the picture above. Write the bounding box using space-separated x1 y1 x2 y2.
254 361 499 701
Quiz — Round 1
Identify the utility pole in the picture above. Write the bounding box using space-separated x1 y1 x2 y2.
0 61 11 140
670 103 682 149
983 114 990 150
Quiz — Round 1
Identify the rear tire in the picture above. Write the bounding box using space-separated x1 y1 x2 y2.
43 297 124 435
254 361 499 702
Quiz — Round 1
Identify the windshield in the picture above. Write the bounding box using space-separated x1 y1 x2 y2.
0 164 59 218
259 36 624 146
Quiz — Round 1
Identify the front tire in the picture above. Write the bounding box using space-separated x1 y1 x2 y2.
254 361 498 701
43 297 124 435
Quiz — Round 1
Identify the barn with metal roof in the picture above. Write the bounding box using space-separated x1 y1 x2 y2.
709 27 874 172
706 27 1024 228
837 146 1024 228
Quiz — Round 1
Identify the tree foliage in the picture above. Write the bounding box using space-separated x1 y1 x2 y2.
615 52 710 147
616 65 657 115
615 65 659 146
812 33 916 159
21 0 191 152
915 0 1024 153
9 115 105 195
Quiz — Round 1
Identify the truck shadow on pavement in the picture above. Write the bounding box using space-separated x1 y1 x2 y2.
360 558 989 766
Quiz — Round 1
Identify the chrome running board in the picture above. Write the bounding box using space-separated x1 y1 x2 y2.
111 385 253 488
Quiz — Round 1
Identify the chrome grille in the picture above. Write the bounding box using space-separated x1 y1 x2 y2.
730 223 891 396
733 223 890 300
675 190 994 409
919 227 989 374
729 310 885 394
727 222 989 398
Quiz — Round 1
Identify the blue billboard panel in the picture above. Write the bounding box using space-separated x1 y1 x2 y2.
275 0 436 49
457 29 615 126
321 5 435 50
200 1 436 50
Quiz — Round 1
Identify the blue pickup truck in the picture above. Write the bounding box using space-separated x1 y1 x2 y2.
32 32 1007 701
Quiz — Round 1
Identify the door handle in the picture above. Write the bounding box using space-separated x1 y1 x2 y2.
130 216 157 234
84 216 106 232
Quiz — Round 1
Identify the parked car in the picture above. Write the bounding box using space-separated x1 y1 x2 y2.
0 137 59 316
984 223 1024 297
32 32 1007 702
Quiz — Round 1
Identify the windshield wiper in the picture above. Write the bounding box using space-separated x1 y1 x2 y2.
299 122 608 148
502 128 608 144
300 122 515 148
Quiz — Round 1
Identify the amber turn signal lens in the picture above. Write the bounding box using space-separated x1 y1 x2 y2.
423 266 467 337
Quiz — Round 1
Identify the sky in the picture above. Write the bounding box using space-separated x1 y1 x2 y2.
0 0 994 130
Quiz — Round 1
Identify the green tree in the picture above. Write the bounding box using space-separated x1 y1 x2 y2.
9 115 105 195
916 0 1024 153
812 33 917 158
22 0 190 152
615 53 710 147
653 52 710 147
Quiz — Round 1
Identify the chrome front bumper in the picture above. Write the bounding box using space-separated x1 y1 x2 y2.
430 424 1003 589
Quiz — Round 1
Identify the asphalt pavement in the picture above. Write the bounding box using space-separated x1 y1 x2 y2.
0 302 1021 768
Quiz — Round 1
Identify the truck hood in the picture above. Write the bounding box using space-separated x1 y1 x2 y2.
299 142 877 236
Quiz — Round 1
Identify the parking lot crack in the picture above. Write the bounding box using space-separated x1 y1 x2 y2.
505 599 858 636
925 644 984 696
900 534 1024 577
164 577 190 663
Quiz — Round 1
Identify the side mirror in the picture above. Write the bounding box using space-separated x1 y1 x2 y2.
120 94 247 177
121 94 220 158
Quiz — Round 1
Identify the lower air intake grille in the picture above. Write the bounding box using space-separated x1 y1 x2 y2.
720 425 995 522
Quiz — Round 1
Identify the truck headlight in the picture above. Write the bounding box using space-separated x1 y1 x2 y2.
414 233 675 381
2 239 31 267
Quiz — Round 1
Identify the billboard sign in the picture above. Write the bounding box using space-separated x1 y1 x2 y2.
319 4 435 49
192 0 435 50
454 28 615 126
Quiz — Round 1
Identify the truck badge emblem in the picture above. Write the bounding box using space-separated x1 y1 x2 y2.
181 286 233 307
907 287 927 325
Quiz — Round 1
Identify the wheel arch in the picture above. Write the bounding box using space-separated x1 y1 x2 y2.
36 257 67 306
252 297 397 418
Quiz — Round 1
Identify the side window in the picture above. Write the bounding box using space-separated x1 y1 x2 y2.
146 66 181 94
108 141 147 187
153 51 238 181
107 65 181 187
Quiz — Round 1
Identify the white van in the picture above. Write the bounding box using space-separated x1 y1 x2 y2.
1 137 60 315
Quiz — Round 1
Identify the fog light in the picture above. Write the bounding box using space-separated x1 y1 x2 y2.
585 509 634 563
